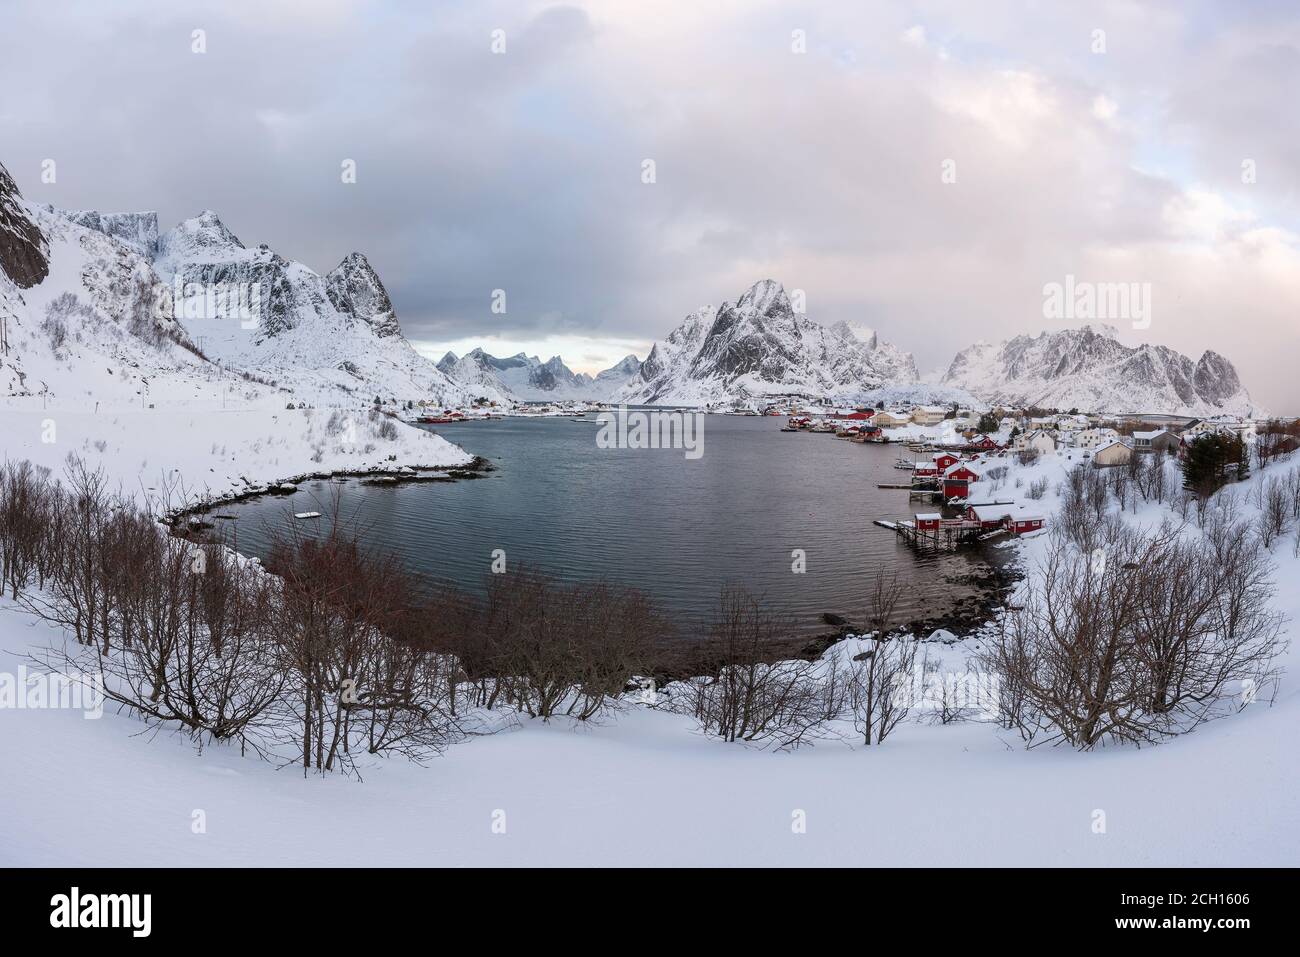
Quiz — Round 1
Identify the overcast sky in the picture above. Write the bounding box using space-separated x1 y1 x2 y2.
3 0 1298 410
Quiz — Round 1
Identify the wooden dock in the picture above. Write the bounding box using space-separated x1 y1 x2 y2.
885 517 988 550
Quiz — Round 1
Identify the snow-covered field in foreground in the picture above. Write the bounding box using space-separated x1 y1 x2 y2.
0 436 1296 867
0 594 1294 867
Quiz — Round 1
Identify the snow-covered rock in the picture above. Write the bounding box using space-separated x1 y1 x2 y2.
617 279 919 405
941 324 1261 416
325 252 401 339
149 209 472 406
55 209 159 257
0 163 49 289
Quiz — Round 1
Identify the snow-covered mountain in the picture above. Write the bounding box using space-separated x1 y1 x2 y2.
437 348 642 402
149 210 472 405
0 156 480 409
2 165 231 404
617 279 920 405
940 324 1260 416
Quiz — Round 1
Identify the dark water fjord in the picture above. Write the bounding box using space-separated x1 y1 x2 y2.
212 416 998 636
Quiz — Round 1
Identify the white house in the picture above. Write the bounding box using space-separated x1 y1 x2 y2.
1076 427 1121 450
1013 429 1058 455
1055 414 1089 431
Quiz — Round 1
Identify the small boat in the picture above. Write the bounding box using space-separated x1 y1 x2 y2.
294 511 322 520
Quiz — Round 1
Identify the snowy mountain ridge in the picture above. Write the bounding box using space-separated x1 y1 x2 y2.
2 159 1262 417
0 160 475 408
941 325 1261 417
616 279 921 406
436 347 642 402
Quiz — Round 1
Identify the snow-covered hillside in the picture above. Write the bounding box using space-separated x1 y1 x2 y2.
0 158 473 506
2 193 226 404
941 325 1260 416
2 446 1297 866
617 280 922 406
150 211 472 406
2 158 479 410
0 406 473 513
437 348 642 402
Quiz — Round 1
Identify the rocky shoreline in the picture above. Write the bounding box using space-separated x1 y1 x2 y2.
796 548 1021 659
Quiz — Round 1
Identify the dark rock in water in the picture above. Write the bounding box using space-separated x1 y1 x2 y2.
0 162 50 288
822 612 851 628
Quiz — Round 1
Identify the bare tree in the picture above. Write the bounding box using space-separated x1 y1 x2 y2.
683 586 824 748
979 518 1286 749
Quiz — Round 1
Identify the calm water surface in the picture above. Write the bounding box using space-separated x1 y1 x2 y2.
213 416 999 635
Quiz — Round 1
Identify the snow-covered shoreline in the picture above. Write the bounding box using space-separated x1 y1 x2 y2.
0 406 476 517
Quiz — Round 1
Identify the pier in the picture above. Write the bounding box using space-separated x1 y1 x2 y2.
881 517 987 550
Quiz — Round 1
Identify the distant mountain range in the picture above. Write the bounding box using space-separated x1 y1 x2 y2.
939 324 1260 417
0 159 1261 416
436 349 642 403
611 280 1259 415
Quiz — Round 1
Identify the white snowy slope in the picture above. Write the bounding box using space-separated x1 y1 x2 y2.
437 347 642 402
616 280 925 405
941 324 1261 416
2 172 232 405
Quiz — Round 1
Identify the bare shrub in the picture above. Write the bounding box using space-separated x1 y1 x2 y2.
368 409 399 442
683 586 824 748
847 633 918 744
1254 475 1291 549
470 569 663 721
265 519 458 774
979 519 1285 750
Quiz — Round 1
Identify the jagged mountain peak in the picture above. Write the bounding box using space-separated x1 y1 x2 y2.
618 280 918 405
735 278 791 317
325 251 400 338
53 209 160 257
433 347 640 401
158 209 245 264
596 354 642 381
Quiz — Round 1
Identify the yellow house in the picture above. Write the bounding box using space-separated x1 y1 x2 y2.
1091 440 1134 467
874 411 911 427
911 406 948 425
